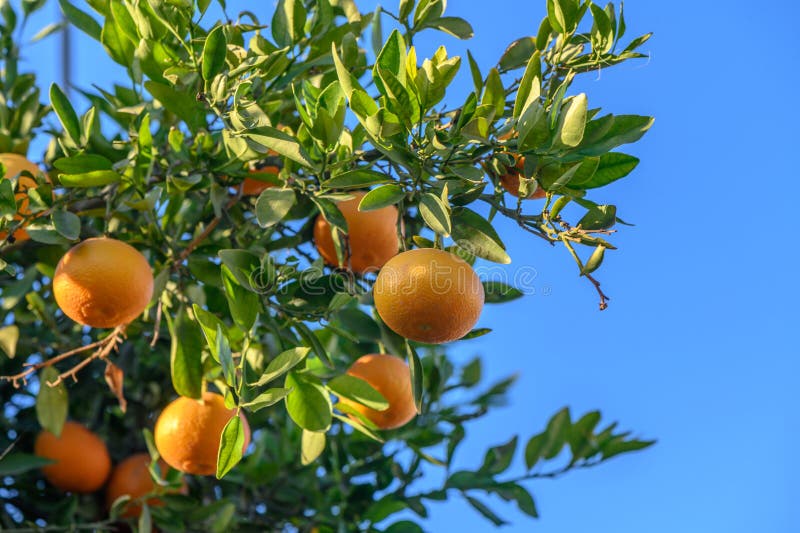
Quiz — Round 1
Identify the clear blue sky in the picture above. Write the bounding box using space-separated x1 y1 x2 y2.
19 1 799 531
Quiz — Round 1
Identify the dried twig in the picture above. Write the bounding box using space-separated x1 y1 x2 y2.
584 272 610 311
0 326 126 388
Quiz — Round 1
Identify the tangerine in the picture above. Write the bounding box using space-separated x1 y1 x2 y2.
338 354 416 430
154 392 251 476
0 153 46 242
313 191 399 274
34 421 111 493
53 237 154 329
373 248 484 344
499 156 547 199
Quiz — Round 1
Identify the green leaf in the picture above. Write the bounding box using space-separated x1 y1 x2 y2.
271 0 306 47
385 522 424 533
51 209 80 241
144 81 206 132
547 0 580 34
451 207 511 264
202 25 227 80
58 170 121 187
295 321 333 369
193 305 227 362
252 347 310 386
167 307 204 399
466 50 483 94
481 68 504 119
419 192 451 236
365 496 409 523
0 325 20 359
514 51 541 119
579 115 654 156
499 37 537 71
53 154 113 173
375 29 407 84
427 16 473 39
578 204 616 230
216 325 235 387
218 249 260 292
328 374 388 411
358 184 405 211
0 180 15 217
399 0 414 20
541 407 571 459
554 93 588 148
480 436 518 475
285 372 332 432
577 152 639 189
482 281 524 303
321 169 393 190
221 265 259 331
494 483 538 518
0 453 54 476
36 367 68 437
334 308 381 341
255 188 296 228
301 429 326 465
241 388 291 412
582 245 605 275
216 415 244 479
58 0 101 41
406 342 423 414
465 495 507 526
241 126 316 169
601 438 655 459
49 83 81 146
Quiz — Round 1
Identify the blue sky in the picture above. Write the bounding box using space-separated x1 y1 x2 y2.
18 1 799 531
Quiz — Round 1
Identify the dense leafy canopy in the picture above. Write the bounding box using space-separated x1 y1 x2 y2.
0 0 654 530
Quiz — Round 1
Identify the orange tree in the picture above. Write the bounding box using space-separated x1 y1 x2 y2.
0 0 655 530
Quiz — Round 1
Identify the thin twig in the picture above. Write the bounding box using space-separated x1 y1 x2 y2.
0 326 126 388
173 195 240 268
47 326 126 387
583 272 610 311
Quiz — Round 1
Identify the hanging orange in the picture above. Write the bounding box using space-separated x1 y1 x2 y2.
0 153 46 242
34 421 112 493
373 248 484 344
313 191 400 274
154 392 251 476
105 453 183 518
337 354 417 430
499 156 547 199
53 237 154 329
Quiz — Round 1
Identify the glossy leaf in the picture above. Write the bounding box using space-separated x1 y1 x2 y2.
216 415 245 479
36 367 68 437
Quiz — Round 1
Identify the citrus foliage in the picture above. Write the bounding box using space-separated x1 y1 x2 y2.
0 0 654 530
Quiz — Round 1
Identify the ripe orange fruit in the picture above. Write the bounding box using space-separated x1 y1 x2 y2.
154 392 251 476
53 237 154 329
34 421 112 493
0 153 46 242
313 191 399 274
499 156 546 199
105 453 182 518
241 165 280 196
373 248 484 344
338 354 416 430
